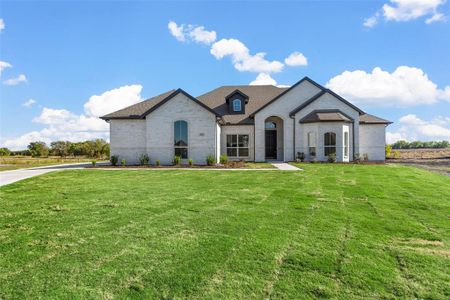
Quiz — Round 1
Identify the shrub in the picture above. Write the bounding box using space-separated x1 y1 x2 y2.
188 158 193 166
219 155 228 164
327 153 336 163
121 159 126 166
297 152 305 162
206 155 215 166
110 155 119 166
363 153 369 161
353 153 361 163
173 156 181 165
91 160 96 167
393 150 400 159
385 144 392 158
139 153 150 165
156 159 161 166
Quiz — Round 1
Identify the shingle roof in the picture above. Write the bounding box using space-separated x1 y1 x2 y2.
197 85 288 124
359 113 392 124
100 89 176 120
299 109 354 123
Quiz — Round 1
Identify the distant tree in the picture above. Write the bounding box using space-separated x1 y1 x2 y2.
0 147 11 156
50 141 71 157
391 140 449 149
28 141 49 157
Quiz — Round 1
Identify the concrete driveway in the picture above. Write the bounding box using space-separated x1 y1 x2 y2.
0 163 93 187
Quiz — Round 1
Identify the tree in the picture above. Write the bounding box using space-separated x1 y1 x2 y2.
0 147 11 156
50 141 71 157
28 141 49 157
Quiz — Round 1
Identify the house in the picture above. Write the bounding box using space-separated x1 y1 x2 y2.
100 77 392 165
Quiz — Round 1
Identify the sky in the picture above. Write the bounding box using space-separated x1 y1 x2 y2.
0 0 449 150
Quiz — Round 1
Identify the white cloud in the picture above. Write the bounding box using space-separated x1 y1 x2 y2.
168 21 185 42
0 61 12 77
2 84 143 150
326 66 450 107
284 52 308 67
0 19 4 33
387 114 450 143
188 25 217 45
168 21 216 45
3 74 27 86
84 84 143 117
365 0 447 27
210 38 284 73
249 73 277 86
22 99 36 108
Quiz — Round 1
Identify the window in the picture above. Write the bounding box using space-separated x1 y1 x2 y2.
324 132 336 156
227 134 249 157
232 99 241 111
307 132 316 156
344 131 349 157
174 120 188 159
265 121 277 129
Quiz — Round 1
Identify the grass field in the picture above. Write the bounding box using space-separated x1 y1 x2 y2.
0 156 101 171
0 165 449 298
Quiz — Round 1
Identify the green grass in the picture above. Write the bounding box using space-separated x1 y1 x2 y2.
0 156 101 171
244 162 274 169
0 165 449 299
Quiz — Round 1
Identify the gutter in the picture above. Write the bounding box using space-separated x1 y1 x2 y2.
290 115 295 162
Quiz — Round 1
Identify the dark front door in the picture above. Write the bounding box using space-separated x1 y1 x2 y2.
265 130 277 159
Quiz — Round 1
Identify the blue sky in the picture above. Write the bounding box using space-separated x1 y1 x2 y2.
1 0 449 149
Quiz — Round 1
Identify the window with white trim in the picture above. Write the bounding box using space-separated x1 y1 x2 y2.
226 134 249 157
307 132 316 156
174 120 188 159
232 99 241 112
324 132 336 156
344 131 349 158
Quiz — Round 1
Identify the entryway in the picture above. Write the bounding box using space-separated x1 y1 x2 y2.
264 116 284 161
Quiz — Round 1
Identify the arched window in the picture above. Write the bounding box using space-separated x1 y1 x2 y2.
232 99 241 111
265 121 277 129
174 120 188 159
308 132 316 156
324 132 336 156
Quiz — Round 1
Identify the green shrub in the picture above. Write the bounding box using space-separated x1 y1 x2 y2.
393 150 400 159
121 159 126 166
156 159 160 166
206 155 215 166
327 153 336 163
188 158 193 166
353 153 361 163
173 156 181 165
219 155 228 164
91 160 96 167
110 155 119 166
385 144 392 158
363 153 369 161
139 153 150 165
297 152 305 162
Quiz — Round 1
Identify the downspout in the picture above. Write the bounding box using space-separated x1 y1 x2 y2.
290 115 295 162
352 122 355 161
253 117 256 162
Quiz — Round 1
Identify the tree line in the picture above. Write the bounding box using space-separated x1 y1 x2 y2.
0 139 110 158
390 140 449 149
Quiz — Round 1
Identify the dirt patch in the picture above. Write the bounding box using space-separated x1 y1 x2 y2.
396 238 443 247
387 149 450 176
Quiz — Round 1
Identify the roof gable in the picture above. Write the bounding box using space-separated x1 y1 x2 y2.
289 89 364 117
299 109 354 123
225 89 249 104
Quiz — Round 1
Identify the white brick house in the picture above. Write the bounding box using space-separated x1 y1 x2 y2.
101 77 391 165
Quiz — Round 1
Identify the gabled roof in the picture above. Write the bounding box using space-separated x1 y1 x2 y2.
197 85 288 125
225 89 249 103
100 89 219 120
289 89 365 117
299 109 354 123
359 113 392 124
249 76 325 117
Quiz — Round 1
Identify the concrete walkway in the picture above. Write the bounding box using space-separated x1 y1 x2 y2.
270 162 302 170
0 163 93 187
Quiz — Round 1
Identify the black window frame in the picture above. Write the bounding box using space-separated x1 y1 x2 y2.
174 120 188 159
324 132 336 156
226 134 249 157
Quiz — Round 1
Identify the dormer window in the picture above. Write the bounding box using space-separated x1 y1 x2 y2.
233 99 241 111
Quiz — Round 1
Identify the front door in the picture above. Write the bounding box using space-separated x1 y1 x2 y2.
265 130 277 159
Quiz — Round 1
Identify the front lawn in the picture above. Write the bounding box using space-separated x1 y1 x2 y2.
0 165 449 298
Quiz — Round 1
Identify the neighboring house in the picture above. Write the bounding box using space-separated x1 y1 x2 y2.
101 77 391 165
